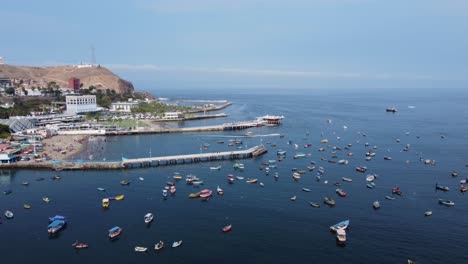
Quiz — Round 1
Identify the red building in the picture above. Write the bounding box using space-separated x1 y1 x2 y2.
68 77 80 90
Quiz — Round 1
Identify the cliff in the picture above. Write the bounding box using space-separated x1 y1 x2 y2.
0 64 134 94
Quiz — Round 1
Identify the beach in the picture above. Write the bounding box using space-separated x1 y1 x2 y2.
41 135 89 160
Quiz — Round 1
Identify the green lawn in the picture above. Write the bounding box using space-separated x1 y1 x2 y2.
100 119 149 128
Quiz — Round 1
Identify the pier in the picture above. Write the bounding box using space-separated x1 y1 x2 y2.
0 145 268 170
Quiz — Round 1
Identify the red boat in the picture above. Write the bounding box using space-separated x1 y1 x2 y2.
355 167 367 173
200 189 213 198
108 226 122 239
392 187 403 196
72 241 89 249
222 224 232 233
336 189 347 197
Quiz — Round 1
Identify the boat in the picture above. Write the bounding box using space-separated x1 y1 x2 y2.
385 196 396 200
366 175 375 182
236 176 245 180
72 241 89 249
342 177 353 182
135 246 148 252
22 181 29 186
108 226 122 239
338 159 349 165
461 185 467 192
366 183 375 189
392 187 404 196
355 166 367 173
97 187 106 191
336 189 346 197
336 228 347 244
373 200 381 209
199 189 213 198
435 183 449 191
189 192 201 198
321 139 329 144
170 186 176 195
246 179 258 184
172 240 182 248
330 220 350 232
3 189 12 195
162 190 168 198
259 182 265 187
438 199 455 207
210 166 222 170
48 220 66 234
233 163 245 170
115 195 125 201
424 211 433 216
24 204 31 209
244 131 253 136
144 213 154 224
302 188 311 192
154 241 164 250
222 224 232 233
293 153 306 159
386 107 397 112
308 166 316 171
49 215 66 222
173 175 183 180
102 198 110 208
42 197 51 203
310 202 320 208
291 196 297 201
277 150 287 155
216 186 224 195
292 173 301 180
4 210 14 219
383 156 392 160
324 197 336 206
193 181 204 186
166 181 175 186
120 180 130 185
51 175 61 180
139 177 144 181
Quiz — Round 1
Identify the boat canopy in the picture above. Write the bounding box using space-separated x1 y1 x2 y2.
109 226 120 233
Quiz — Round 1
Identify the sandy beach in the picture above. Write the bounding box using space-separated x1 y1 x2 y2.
41 135 89 160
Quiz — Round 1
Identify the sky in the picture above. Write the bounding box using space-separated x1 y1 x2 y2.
1 0 467 91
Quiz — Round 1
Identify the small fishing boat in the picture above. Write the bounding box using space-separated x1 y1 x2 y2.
139 177 144 181
366 183 375 189
108 226 122 239
22 181 29 186
236 176 245 180
336 189 346 197
330 220 350 232
4 210 14 219
193 181 204 186
366 175 375 182
302 188 311 192
172 240 182 248
308 166 316 171
210 166 222 170
173 175 183 180
222 224 232 233
199 189 213 198
324 197 336 206
259 182 265 187
355 166 367 173
461 185 467 192
115 195 125 201
154 241 164 251
135 246 148 252
72 241 89 249
424 211 433 216
291 196 297 201
292 173 301 180
120 180 130 186
342 177 353 182
310 202 320 208
435 183 449 191
336 228 347 244
102 198 110 208
24 204 31 209
42 197 51 203
189 192 201 198
277 150 287 155
373 200 381 209
438 199 455 207
386 107 397 112
162 190 168 198
48 220 66 234
383 156 392 160
144 213 154 224
293 153 306 159
170 186 176 195
246 179 258 184
385 196 395 200
97 187 106 191
217 186 224 195
392 187 404 196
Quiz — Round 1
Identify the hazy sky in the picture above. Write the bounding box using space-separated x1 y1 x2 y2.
1 0 467 90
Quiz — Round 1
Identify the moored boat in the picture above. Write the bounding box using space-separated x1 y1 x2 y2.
217 186 224 195
435 183 449 191
424 211 432 216
210 166 222 170
135 246 148 252
22 181 29 186
49 215 65 222
108 226 122 239
336 189 346 197
172 240 182 248
330 220 350 232
170 186 176 195
372 200 380 209
385 196 395 200
154 241 164 251
324 197 336 206
48 220 66 234
115 195 125 201
461 184 467 192
246 178 258 184
355 166 367 173
302 188 311 192
120 180 130 185
102 198 110 208
292 173 301 180
222 224 232 232
42 197 51 203
97 187 106 191
336 228 347 244
438 199 455 207
162 189 168 198
342 177 353 182
72 241 89 249
199 189 213 198
310 202 320 208
144 213 154 224
189 192 201 198
392 187 403 196
4 210 14 219
291 196 297 201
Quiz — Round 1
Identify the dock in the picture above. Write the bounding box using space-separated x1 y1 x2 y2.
0 145 268 170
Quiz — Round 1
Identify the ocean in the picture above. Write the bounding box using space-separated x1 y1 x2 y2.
1 87 467 264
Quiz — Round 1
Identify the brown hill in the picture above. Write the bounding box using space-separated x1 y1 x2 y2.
0 64 134 94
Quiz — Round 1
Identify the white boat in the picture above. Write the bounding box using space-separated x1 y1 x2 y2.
336 228 347 244
424 211 432 216
139 177 144 181
373 200 380 209
172 240 182 248
217 186 224 195
210 166 222 170
342 177 353 182
162 190 168 197
259 182 265 187
4 210 14 219
236 176 245 180
144 213 154 224
366 175 375 182
134 246 148 252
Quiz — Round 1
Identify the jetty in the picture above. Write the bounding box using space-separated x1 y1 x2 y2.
0 145 268 170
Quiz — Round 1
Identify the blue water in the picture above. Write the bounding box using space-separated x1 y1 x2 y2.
1 88 468 264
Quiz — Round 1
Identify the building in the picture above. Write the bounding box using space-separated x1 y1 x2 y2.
163 112 185 120
0 56 4 64
65 95 97 114
110 101 139 112
68 77 80 91
0 148 20 164
0 78 12 89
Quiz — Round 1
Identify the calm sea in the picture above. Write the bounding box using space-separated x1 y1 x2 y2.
1 88 468 264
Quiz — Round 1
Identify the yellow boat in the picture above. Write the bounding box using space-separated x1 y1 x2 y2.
24 204 31 209
188 192 200 198
102 198 110 208
115 195 125 201
173 175 183 180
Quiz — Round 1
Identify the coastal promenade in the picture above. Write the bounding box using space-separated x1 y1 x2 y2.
0 145 267 170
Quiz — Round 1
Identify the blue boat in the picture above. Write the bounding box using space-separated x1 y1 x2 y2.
330 220 350 232
108 226 122 238
48 215 66 222
48 220 66 234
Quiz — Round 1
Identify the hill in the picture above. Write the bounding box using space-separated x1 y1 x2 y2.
0 64 134 94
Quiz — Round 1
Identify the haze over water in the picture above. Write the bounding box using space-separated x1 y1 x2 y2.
1 87 468 264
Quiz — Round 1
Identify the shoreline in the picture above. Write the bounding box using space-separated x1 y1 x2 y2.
41 135 90 161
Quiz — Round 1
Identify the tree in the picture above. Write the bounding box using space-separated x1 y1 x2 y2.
5 87 15 95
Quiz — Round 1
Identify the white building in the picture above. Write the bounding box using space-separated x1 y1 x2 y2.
110 101 139 112
163 112 184 120
66 95 97 114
